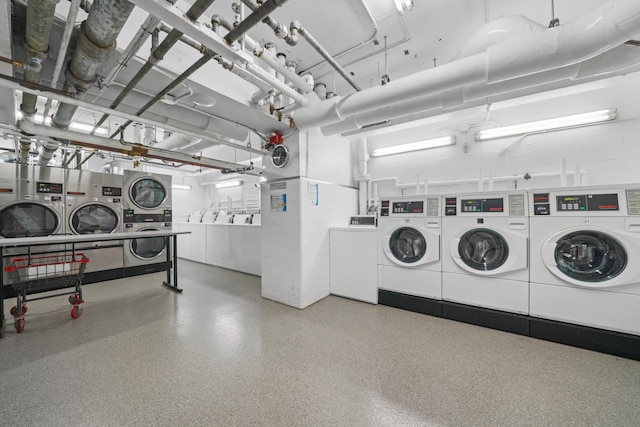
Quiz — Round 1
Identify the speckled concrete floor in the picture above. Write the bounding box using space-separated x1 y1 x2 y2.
1 260 639 426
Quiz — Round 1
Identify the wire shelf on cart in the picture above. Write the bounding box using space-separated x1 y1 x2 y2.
4 252 89 333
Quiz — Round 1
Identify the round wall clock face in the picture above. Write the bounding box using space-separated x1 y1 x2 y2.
271 145 289 168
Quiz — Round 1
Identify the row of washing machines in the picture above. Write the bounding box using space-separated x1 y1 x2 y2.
377 186 640 342
0 164 173 283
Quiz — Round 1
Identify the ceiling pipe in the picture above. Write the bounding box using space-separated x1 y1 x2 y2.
18 0 60 164
297 0 640 132
239 0 297 45
152 133 199 150
43 0 135 166
223 0 290 45
253 44 312 93
20 120 247 170
290 20 362 92
298 0 378 76
1 76 265 156
90 0 217 133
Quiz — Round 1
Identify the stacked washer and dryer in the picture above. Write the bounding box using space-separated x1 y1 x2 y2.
64 170 125 283
377 195 442 315
528 186 640 357
122 170 173 276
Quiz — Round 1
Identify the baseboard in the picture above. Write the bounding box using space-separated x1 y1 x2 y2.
378 289 442 317
124 262 170 277
442 301 530 336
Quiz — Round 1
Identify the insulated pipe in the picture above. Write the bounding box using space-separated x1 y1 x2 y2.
0 76 264 156
239 0 298 45
91 0 217 132
253 44 312 93
152 133 198 150
51 0 135 131
40 0 81 124
298 0 640 131
223 0 290 45
290 20 361 92
20 0 60 115
20 121 247 170
102 12 163 86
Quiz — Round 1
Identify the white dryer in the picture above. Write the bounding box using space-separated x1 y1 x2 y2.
529 186 640 336
441 191 529 314
378 195 441 299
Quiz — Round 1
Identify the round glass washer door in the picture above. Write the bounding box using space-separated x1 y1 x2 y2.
458 228 509 271
70 204 119 234
130 177 167 210
130 228 166 260
389 226 427 264
0 202 60 238
553 231 626 283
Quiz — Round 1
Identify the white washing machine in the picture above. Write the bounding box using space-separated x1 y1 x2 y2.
529 186 640 336
441 191 529 314
65 170 124 279
377 195 441 299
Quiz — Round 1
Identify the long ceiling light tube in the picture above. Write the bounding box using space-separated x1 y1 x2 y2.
214 179 243 188
370 136 455 157
475 108 617 141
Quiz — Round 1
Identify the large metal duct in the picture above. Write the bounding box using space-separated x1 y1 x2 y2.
18 0 59 164
295 0 640 133
38 0 135 166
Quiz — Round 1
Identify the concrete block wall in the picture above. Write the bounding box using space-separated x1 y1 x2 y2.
261 178 358 308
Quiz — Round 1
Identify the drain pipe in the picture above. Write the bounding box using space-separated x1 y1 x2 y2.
239 0 298 45
223 0 290 45
18 0 60 164
290 20 361 92
91 0 217 133
44 0 136 166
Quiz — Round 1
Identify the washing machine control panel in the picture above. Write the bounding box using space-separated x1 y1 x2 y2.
124 209 172 223
102 186 122 197
36 181 63 194
556 194 619 212
391 201 424 214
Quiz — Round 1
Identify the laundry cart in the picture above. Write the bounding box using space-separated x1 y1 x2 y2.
4 251 89 333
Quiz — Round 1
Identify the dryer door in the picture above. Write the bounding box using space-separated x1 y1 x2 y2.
542 229 628 287
451 226 527 275
384 226 439 267
130 177 167 210
130 228 166 260
70 203 120 234
0 202 61 237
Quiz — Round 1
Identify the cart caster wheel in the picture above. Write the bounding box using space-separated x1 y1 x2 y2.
71 306 83 319
15 318 25 333
69 295 77 305
10 306 17 316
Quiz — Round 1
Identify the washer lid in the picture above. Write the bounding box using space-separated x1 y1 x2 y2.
130 177 167 209
70 204 119 234
552 230 627 283
0 202 60 238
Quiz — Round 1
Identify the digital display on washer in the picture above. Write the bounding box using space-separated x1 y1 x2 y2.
102 186 122 197
392 201 424 214
36 181 63 194
444 197 457 216
556 194 619 211
460 198 504 213
533 193 550 216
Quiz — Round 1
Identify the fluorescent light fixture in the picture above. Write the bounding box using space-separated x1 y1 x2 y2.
215 179 243 189
394 0 414 14
259 177 267 182
171 184 191 190
370 136 456 157
475 108 617 141
15 111 109 135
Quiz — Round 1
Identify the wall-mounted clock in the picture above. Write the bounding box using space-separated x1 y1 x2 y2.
271 145 289 168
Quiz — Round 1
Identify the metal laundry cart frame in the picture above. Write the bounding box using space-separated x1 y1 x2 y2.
0 230 190 338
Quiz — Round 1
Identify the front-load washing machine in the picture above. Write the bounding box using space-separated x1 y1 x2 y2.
378 195 442 300
529 186 640 336
441 191 529 314
65 169 124 282
0 164 66 295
